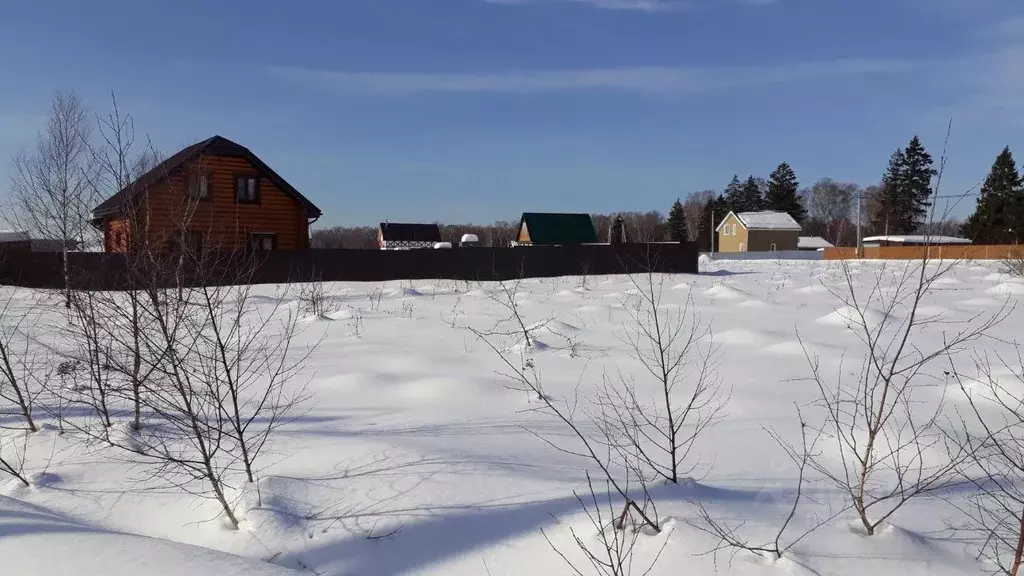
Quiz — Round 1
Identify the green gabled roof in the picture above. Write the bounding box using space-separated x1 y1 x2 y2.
520 213 598 244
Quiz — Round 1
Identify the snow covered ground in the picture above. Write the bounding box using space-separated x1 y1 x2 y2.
1 258 1022 575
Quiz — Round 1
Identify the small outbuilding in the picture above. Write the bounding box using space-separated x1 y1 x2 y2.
0 231 75 253
377 222 442 250
861 235 971 247
515 213 598 246
716 211 802 252
797 236 834 251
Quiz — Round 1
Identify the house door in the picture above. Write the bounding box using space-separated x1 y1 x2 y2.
739 242 745 252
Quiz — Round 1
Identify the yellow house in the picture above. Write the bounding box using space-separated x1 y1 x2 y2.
715 211 801 253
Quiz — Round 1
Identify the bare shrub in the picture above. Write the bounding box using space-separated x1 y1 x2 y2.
0 432 30 487
299 276 333 319
543 473 668 576
947 350 1024 576
602 275 725 484
804 129 1008 535
0 292 41 433
691 408 843 564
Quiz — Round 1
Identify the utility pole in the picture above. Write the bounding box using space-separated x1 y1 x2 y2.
856 191 862 258
710 209 715 258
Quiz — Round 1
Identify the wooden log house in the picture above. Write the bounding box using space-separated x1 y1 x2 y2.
92 136 322 253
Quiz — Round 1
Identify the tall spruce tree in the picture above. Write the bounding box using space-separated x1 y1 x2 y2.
870 149 905 235
667 198 688 242
723 175 763 213
962 147 1024 243
766 162 806 223
871 137 936 235
720 175 743 215
739 176 764 212
902 136 936 230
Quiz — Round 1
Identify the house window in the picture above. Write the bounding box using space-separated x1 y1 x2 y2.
723 225 730 236
235 175 260 204
188 171 211 200
249 233 276 251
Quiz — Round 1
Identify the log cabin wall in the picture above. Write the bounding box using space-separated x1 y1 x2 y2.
138 155 309 251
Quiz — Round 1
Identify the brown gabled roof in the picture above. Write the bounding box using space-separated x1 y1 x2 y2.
91 135 322 219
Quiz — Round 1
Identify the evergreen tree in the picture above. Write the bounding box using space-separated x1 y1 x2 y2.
870 149 905 235
871 137 936 235
719 175 742 215
666 198 688 242
766 162 806 223
739 176 764 212
962 147 1024 243
723 175 763 213
902 136 936 230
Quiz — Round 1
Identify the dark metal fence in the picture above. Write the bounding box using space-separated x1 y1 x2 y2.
0 243 699 290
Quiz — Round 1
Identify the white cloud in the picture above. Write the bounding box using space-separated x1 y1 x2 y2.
480 0 692 11
268 58 916 95
480 0 777 11
981 15 1024 38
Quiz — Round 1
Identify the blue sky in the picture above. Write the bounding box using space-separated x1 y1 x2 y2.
1 0 1023 226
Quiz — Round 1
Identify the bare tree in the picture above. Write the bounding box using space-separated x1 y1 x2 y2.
473 325 663 535
683 191 716 243
64 289 117 430
619 212 666 243
804 127 1008 535
0 292 40 433
0 432 29 487
804 178 858 246
9 91 96 308
191 269 312 484
543 473 668 576
598 273 725 484
691 407 844 564
946 350 1024 576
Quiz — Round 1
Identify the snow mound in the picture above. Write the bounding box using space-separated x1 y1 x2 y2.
914 305 950 320
528 320 581 334
763 340 809 356
671 282 692 291
930 277 961 286
736 299 768 308
0 496 296 576
464 289 489 297
794 284 828 294
391 376 496 403
324 309 356 320
504 339 551 354
960 297 1002 307
988 282 1024 296
703 285 747 300
382 287 423 298
712 329 771 346
817 305 888 328
982 272 1011 282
